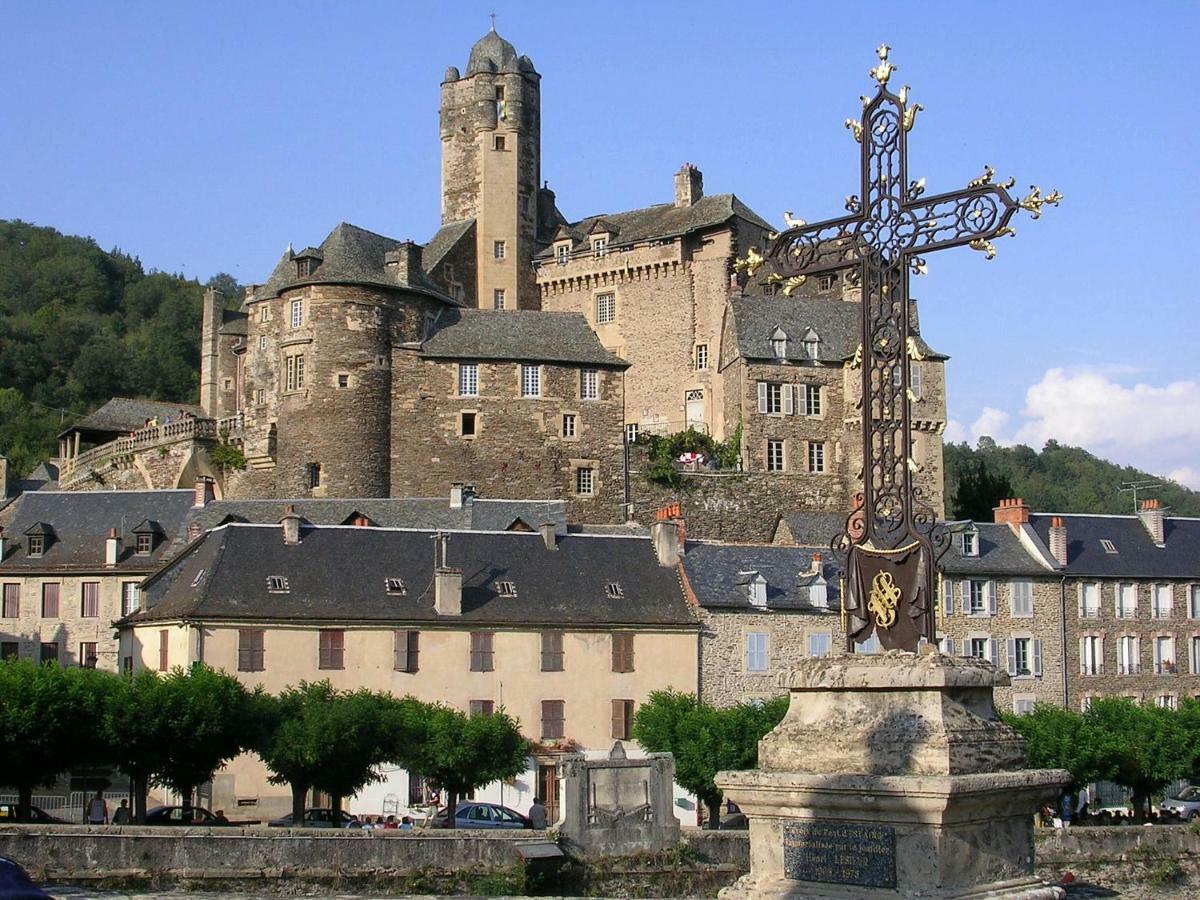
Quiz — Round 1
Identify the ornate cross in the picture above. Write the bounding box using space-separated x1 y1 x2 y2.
742 46 1059 652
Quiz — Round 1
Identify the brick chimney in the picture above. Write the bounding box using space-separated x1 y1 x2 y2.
674 163 703 208
105 527 121 567
539 523 557 551
384 241 424 286
993 497 1030 527
434 566 463 616
1138 498 1165 546
809 551 823 576
280 505 302 545
193 476 215 508
1048 517 1068 566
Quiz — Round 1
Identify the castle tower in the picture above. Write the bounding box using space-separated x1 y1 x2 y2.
440 28 541 310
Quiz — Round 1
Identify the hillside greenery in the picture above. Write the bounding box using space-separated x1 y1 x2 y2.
945 438 1200 520
0 219 240 477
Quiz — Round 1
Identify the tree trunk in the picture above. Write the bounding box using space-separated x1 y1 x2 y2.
132 775 149 825
291 783 307 826
706 797 722 830
182 785 194 817
330 793 342 816
444 789 458 829
17 785 32 824
1131 789 1147 825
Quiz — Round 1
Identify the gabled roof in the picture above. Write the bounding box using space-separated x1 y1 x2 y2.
1028 513 1200 579
683 542 841 612
134 525 694 628
218 309 248 337
421 219 475 275
773 511 849 547
940 522 1049 576
420 309 628 367
535 194 771 258
131 519 163 535
60 398 206 439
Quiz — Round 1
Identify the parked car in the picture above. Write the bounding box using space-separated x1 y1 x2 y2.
267 808 361 829
1160 785 1200 821
719 802 748 830
427 802 531 829
143 805 231 826
0 804 67 825
0 856 53 899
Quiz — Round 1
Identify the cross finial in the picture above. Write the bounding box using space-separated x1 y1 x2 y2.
489 11 496 31
870 43 896 87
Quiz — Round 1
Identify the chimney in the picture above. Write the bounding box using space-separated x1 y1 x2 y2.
193 476 215 508
384 241 424 287
1138 498 1165 546
352 515 370 527
450 483 464 509
993 497 1030 527
105 528 121 567
198 286 224 417
539 522 557 551
434 567 463 616
651 519 682 568
1048 517 1068 566
281 504 302 545
0 455 9 500
187 522 202 542
674 163 703 208
809 551 823 576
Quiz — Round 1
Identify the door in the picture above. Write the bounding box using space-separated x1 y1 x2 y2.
684 390 705 431
537 763 559 826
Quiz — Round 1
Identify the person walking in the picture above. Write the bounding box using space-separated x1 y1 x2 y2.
528 796 548 830
1059 792 1073 829
87 791 108 825
111 799 131 825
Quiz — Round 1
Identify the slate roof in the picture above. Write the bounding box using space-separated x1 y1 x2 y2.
61 399 206 440
184 497 568 536
0 490 194 572
683 542 842 612
219 309 248 337
465 30 536 76
134 525 695 628
536 194 771 258
421 309 628 367
727 297 945 364
940 522 1050 576
1029 513 1200 579
251 223 457 304
421 219 475 275
773 511 849 548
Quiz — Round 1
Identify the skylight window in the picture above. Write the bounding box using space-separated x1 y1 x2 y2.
605 583 624 599
266 575 289 593
496 581 518 598
385 578 407 596
191 569 205 588
1100 539 1117 555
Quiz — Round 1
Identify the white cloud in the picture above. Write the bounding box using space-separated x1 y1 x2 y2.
1169 467 1200 491
943 419 968 443
970 407 1010 444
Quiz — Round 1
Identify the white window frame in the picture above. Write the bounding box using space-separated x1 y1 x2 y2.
1079 582 1101 619
289 298 303 328
1116 583 1138 619
803 384 822 416
493 288 506 310
1189 584 1200 620
520 364 541 398
284 353 305 392
575 466 595 497
745 632 769 673
1191 635 1200 675
458 363 479 397
807 632 832 658
808 441 826 474
766 439 785 473
625 423 639 444
580 369 599 400
1079 635 1103 676
1155 635 1176 674
592 237 607 258
493 240 506 260
1153 584 1174 619
758 381 784 415
562 414 576 439
1011 580 1034 618
961 530 978 557
121 582 141 617
1118 635 1140 675
694 344 709 371
595 292 615 324
556 244 569 265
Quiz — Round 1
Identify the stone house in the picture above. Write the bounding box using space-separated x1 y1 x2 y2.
0 488 195 671
116 515 697 821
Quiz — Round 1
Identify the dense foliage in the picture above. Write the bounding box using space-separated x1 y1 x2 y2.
643 424 743 488
945 438 1200 519
632 689 788 827
0 220 240 476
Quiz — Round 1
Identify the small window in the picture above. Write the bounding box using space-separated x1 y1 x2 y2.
496 581 518 598
580 368 599 400
611 699 635 741
394 630 419 673
307 463 322 489
556 244 570 265
267 575 289 593
592 238 607 258
575 466 595 496
222 377 233 391
803 336 820 359
605 582 623 599
469 699 495 717
493 288 506 309
460 411 477 437
255 388 265 405
561 414 576 438
28 534 45 557
259 306 269 323
458 363 479 396
385 578 407 596
290 298 303 328
136 533 153 555
595 292 615 324
625 423 639 444
519 193 531 215
318 629 344 670
1100 539 1117 555
493 240 506 260
746 577 767 607
190 569 205 588
541 631 564 672
694 344 709 371
520 364 540 397
961 530 978 557
766 439 785 472
493 134 506 151
808 441 825 473
258 335 268 350
818 274 836 293
611 632 634 673
771 336 788 358
337 373 349 388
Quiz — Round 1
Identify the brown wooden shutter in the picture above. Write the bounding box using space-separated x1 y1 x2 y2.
158 630 169 671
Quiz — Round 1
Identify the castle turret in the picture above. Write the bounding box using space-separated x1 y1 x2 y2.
440 28 541 310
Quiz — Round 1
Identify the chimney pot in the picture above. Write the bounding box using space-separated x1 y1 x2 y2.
539 523 557 551
1138 499 1165 545
450 483 464 509
193 476 215 508
281 506 302 545
105 528 122 567
993 497 1030 527
1048 517 1068 566
651 518 683 568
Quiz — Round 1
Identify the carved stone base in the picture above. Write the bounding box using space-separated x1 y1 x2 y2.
715 653 1069 900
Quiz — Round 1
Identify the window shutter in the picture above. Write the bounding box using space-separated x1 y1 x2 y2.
946 638 956 655
987 581 998 615
1096 636 1103 674
1078 637 1086 675
1033 639 1044 677
744 634 753 671
1006 638 1017 676
942 580 953 617
1077 584 1084 618
960 582 970 615
988 638 998 664
611 699 625 740
757 382 768 414
783 384 795 415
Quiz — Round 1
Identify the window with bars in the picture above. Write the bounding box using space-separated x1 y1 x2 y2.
520 364 540 397
541 700 565 739
470 632 495 671
1153 584 1174 618
1155 635 1176 674
694 344 709 371
1079 636 1102 675
580 369 599 400
1080 583 1101 618
41 583 60 618
79 642 98 668
121 582 140 617
605 582 623 599
745 632 769 672
595 292 615 324
611 632 635 673
267 575 289 593
458 363 478 396
307 463 322 489
1116 583 1138 618
1011 581 1034 617
290 299 303 328
766 440 785 472
1 584 18 618
808 441 825 473
575 467 595 496
385 578 407 596
238 629 265 672
318 629 345 670
1118 635 1140 674
285 354 305 392
541 631 564 672
496 581 518 598
469 699 495 716
80 582 100 618
493 288 506 309
394 630 419 673
611 699 635 741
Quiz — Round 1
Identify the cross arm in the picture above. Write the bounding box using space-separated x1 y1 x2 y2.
904 185 1020 257
764 213 865 278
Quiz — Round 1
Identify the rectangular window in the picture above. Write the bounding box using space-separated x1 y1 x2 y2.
745 632 769 672
121 582 140 617
817 274 836 292
520 364 540 397
541 700 565 739
1153 584 1174 619
1079 636 1102 676
1014 697 1035 715
967 580 991 616
1155 635 1176 674
470 632 495 672
1013 637 1032 676
540 631 564 672
1189 585 1200 619
337 373 349 389
460 411 477 437
611 632 635 673
595 292 615 324
1119 635 1139 675
808 441 826 473
967 637 997 662
766 439 785 472
285 354 306 391
237 629 265 672
611 699 635 741
2 584 19 618
394 630 419 673
1192 636 1200 675
255 388 265 405
40 642 59 665
258 335 267 350
556 244 570 265
561 414 576 438
1011 581 1034 617
807 633 832 657
695 344 709 371
1116 583 1138 618
575 466 595 496
458 363 479 396
625 423 639 444
28 534 44 556
307 462 322 489
962 531 978 556
135 533 153 555
1080 583 1101 618
290 298 303 328
592 238 607 258
940 578 953 615
493 134 506 151
803 384 822 416
469 699 495 717
580 368 599 400
318 629 345 670
493 240 506 260
80 582 100 618
41 583 60 618
0 642 17 660
158 630 169 672
493 288 506 309
758 382 783 414
79 642 98 668
260 306 269 323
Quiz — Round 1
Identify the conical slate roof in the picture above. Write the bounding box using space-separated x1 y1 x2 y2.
465 29 535 75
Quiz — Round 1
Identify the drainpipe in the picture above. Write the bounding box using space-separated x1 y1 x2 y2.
1059 576 1069 707
622 374 630 518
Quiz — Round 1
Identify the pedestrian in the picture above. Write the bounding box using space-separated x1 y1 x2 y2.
1059 793 1073 829
212 809 229 825
528 796 548 830
383 815 399 829
112 799 131 825
87 790 108 825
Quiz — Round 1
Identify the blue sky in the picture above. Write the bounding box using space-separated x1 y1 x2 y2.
5 1 1199 486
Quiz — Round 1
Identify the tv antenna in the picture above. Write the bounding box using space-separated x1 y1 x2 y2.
1118 480 1161 513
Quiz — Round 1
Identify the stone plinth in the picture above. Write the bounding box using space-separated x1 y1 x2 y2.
716 651 1069 899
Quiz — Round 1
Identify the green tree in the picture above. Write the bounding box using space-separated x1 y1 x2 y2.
104 669 169 823
949 457 1014 522
632 690 788 827
401 702 528 829
1002 704 1103 790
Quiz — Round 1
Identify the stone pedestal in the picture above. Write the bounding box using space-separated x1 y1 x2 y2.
716 652 1069 899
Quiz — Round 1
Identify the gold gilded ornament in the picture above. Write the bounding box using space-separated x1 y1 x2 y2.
868 571 901 629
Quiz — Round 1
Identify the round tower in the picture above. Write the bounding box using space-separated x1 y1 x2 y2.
439 28 541 309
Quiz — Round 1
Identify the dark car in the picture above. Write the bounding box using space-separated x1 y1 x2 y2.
143 805 231 826
0 856 53 899
428 802 531 829
268 809 361 829
719 801 748 830
0 804 67 825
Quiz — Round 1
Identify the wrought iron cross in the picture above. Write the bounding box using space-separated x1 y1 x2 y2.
743 45 1059 651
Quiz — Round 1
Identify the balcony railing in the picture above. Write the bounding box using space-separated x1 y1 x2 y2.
60 412 244 483
1118 663 1141 675
1153 606 1174 619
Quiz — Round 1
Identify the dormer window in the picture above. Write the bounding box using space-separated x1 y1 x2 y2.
190 569 205 588
961 529 979 557
496 580 518 598
296 258 312 278
27 535 44 557
802 328 820 359
605 582 623 599
737 571 767 607
769 327 789 359
266 575 289 593
385 578 407 596
556 244 570 265
592 237 608 258
135 533 153 555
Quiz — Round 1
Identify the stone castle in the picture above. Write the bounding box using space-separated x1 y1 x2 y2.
55 27 948 536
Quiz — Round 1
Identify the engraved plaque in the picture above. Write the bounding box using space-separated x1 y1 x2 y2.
783 821 897 888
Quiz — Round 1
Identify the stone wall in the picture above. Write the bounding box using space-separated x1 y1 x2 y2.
61 439 206 494
1035 825 1200 894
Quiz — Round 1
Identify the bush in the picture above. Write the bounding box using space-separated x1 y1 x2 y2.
644 424 742 487
209 441 246 471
